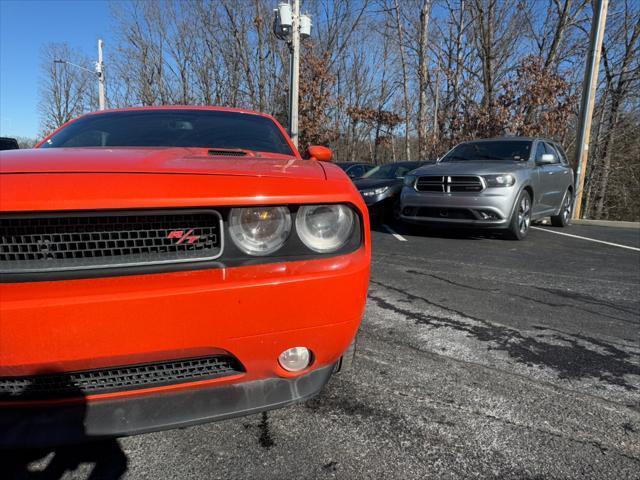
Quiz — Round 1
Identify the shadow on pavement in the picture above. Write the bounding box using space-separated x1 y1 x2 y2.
371 220 505 241
1 371 128 480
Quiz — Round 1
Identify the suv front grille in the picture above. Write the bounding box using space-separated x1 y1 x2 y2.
415 175 484 193
0 209 222 274
0 355 244 400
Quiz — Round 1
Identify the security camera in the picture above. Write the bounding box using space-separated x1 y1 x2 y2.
273 3 293 40
278 3 293 28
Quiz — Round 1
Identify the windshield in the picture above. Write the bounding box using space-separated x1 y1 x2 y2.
441 141 532 162
362 163 418 179
40 110 294 155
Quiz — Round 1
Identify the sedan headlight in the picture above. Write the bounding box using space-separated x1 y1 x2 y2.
360 186 389 197
229 206 291 255
296 204 355 253
483 174 516 187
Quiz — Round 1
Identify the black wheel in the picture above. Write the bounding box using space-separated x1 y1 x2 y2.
550 189 572 227
505 190 532 240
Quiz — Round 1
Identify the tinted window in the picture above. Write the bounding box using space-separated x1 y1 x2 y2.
555 144 569 165
41 110 294 155
535 142 546 162
395 166 413 177
349 165 365 178
362 162 421 179
441 141 532 162
545 143 563 164
0 138 19 150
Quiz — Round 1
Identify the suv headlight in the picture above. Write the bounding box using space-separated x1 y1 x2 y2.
483 174 516 187
296 204 355 253
229 206 292 255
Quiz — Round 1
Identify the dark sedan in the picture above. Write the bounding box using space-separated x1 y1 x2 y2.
354 161 428 222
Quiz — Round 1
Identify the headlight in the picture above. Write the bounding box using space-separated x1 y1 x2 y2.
483 174 516 187
360 186 389 197
229 206 291 255
296 204 355 253
403 174 417 187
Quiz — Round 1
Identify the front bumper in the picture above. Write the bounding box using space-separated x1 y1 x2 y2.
0 364 334 448
0 248 369 446
400 187 518 227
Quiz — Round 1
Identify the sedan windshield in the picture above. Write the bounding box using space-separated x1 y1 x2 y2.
362 163 419 179
441 141 531 162
40 110 294 155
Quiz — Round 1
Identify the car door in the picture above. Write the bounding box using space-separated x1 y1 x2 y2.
532 141 555 215
543 142 571 210
548 142 574 207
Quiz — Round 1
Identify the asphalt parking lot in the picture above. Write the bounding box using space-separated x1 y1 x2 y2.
5 223 640 479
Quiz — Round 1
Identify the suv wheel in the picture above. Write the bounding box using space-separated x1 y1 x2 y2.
505 190 532 240
551 189 572 227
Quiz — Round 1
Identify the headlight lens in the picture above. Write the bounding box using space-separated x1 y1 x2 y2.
296 204 355 253
483 174 516 187
360 186 389 197
229 206 291 255
403 174 417 187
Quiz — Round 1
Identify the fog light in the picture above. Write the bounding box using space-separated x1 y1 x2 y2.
278 347 311 372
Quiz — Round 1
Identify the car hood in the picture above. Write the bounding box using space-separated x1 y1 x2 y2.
353 178 400 190
0 147 325 180
412 161 528 175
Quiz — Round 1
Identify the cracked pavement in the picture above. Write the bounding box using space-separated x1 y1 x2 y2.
5 223 640 479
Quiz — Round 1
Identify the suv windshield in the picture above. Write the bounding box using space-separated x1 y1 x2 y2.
441 141 532 162
40 110 294 155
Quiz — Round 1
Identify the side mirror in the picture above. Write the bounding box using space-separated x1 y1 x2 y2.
537 153 556 165
306 145 333 162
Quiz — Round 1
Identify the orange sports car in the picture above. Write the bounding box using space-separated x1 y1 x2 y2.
0 106 370 447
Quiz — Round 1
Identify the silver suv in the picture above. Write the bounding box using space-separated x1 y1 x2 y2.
400 138 574 239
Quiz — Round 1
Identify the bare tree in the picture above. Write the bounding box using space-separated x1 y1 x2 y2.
38 43 95 136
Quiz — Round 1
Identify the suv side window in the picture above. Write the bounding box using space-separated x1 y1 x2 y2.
553 143 569 165
544 142 561 164
535 141 546 162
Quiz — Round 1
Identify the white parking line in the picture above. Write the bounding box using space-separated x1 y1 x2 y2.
382 224 407 242
531 226 640 252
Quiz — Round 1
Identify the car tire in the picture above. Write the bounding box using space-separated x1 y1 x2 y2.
550 189 573 227
505 190 532 240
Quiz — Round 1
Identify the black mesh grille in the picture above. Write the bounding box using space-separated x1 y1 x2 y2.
415 175 484 193
0 355 244 400
208 149 247 156
0 210 222 273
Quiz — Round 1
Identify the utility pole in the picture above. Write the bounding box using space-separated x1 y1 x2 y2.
573 0 608 219
273 2 311 149
97 39 105 111
289 0 300 147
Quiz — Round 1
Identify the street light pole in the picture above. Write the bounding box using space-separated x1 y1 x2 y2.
573 0 608 219
97 39 105 111
289 0 300 148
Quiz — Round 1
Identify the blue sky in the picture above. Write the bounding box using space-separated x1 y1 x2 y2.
0 0 113 138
